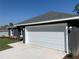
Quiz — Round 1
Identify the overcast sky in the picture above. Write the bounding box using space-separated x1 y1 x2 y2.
0 0 79 25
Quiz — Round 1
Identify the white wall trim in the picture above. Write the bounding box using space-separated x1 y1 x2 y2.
14 16 79 27
10 29 13 36
25 27 29 44
66 25 69 53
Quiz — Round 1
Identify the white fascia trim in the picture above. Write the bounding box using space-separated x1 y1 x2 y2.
14 16 79 27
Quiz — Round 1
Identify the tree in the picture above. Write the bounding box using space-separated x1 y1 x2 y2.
9 22 13 26
74 4 79 15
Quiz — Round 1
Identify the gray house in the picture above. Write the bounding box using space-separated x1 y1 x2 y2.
9 12 79 54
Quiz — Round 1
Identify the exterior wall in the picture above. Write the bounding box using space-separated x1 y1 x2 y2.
68 20 79 54
25 23 68 52
23 28 25 43
14 29 20 39
68 26 79 54
13 29 19 36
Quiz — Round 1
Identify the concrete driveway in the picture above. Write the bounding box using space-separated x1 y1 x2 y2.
0 42 66 59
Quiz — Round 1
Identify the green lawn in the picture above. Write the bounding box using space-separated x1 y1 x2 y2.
0 37 18 51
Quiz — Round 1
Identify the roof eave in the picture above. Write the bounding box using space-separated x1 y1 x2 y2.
14 16 79 27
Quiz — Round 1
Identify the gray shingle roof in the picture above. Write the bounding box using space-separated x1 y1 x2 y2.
17 11 78 24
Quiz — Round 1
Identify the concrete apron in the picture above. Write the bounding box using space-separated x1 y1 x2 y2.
0 42 66 59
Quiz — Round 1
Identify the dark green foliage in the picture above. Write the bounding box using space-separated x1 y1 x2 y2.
9 22 13 26
74 4 79 15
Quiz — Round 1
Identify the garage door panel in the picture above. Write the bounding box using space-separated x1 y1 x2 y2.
29 32 65 42
30 41 64 50
27 24 66 51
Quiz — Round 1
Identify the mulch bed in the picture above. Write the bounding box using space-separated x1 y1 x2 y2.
63 53 79 59
0 37 16 40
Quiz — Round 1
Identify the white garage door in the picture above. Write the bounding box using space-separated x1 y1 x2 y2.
25 23 67 51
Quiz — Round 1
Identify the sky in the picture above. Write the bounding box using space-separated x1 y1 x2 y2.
0 0 79 25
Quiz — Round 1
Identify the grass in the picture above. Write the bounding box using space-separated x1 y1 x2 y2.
0 37 18 51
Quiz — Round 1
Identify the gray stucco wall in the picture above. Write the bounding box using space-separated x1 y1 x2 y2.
68 20 79 54
9 28 21 40
13 29 19 36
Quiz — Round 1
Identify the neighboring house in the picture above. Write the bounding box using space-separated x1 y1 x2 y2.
0 28 8 37
8 26 24 40
8 11 79 54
